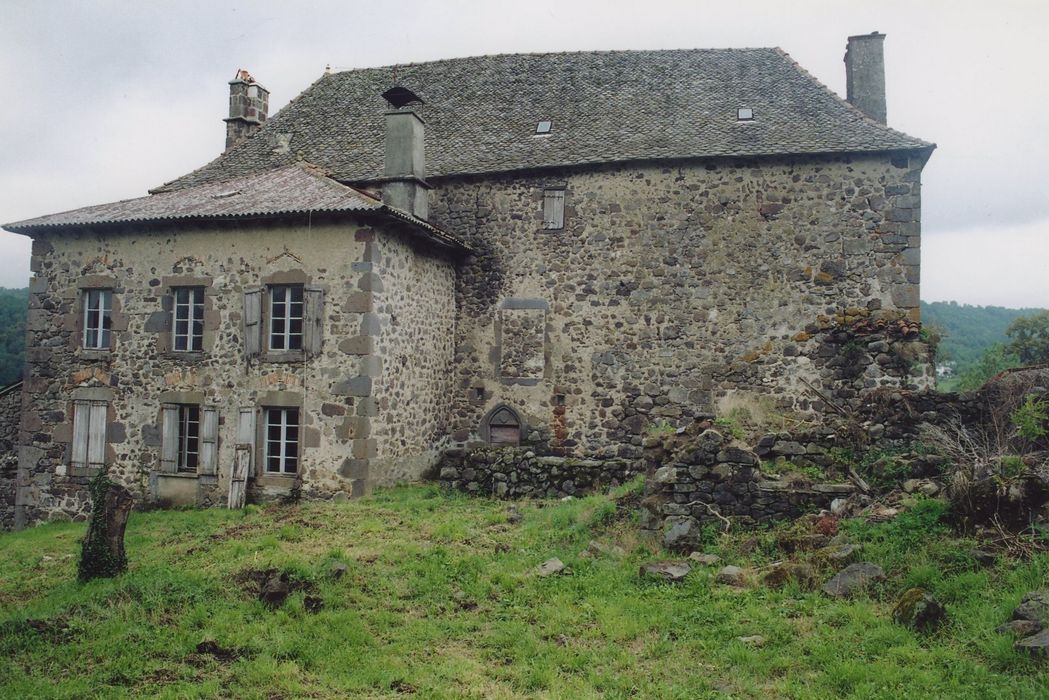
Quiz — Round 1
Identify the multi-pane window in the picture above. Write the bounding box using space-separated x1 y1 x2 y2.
161 403 217 475
264 407 299 474
542 189 565 230
82 289 113 349
268 285 304 352
172 287 204 352
176 405 200 472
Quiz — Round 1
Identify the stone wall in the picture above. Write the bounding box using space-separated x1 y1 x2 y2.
368 230 459 485
437 447 639 499
639 424 855 544
11 217 458 525
429 151 930 460
0 382 22 529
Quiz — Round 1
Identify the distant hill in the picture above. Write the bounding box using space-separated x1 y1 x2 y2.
0 287 27 386
921 301 1046 371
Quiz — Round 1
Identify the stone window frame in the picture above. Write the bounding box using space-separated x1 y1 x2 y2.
172 287 205 352
82 288 112 350
480 404 526 447
157 390 218 478
253 391 304 487
494 298 550 386
66 386 115 478
74 276 127 361
245 270 325 364
267 284 305 354
155 275 217 360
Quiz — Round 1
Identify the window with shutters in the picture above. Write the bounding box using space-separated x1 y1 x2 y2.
264 407 299 474
542 188 565 230
244 285 323 362
160 403 218 475
82 289 113 349
269 285 304 352
172 287 205 352
71 400 107 471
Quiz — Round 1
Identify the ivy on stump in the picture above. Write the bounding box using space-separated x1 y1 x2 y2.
77 468 134 583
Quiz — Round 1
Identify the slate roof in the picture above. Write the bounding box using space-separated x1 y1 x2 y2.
4 164 470 253
156 48 932 192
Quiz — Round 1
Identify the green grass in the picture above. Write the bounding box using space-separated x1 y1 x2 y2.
1 485 1046 699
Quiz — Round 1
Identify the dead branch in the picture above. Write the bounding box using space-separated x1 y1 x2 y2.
683 500 732 532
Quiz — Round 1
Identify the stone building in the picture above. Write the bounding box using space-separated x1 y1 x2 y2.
2 34 934 526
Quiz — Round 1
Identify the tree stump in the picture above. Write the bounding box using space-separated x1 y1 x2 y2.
77 470 134 582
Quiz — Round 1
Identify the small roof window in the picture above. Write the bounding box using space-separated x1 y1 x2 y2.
737 108 754 122
535 120 552 135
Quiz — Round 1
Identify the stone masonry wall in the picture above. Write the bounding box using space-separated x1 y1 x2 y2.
0 382 22 529
639 424 856 542
12 218 457 525
368 230 459 485
437 447 639 499
429 151 930 461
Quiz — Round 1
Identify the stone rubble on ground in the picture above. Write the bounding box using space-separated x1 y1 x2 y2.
536 558 566 577
715 565 747 587
821 562 886 598
639 561 692 582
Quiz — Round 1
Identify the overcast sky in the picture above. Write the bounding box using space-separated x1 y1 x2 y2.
1 0 1047 307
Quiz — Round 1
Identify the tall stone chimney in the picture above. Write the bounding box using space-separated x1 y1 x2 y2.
844 32 887 124
224 69 269 151
381 86 429 220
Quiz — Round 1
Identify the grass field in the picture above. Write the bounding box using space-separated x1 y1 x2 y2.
1 483 1046 699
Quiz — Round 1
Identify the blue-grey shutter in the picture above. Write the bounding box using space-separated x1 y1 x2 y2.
243 289 262 358
304 288 324 357
71 401 90 470
199 406 218 475
236 407 256 477
160 403 178 473
87 401 108 469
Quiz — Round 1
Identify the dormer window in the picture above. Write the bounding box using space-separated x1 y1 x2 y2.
535 120 552 135
737 108 754 121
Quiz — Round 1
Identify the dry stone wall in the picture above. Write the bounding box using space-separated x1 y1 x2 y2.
429 152 931 460
639 424 856 544
437 447 639 499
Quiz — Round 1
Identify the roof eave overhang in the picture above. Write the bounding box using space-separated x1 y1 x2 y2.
3 207 474 256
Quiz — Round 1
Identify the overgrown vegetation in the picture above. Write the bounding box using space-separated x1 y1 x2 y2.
1 485 1046 698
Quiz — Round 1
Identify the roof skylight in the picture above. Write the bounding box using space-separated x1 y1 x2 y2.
737 108 754 121
535 120 552 134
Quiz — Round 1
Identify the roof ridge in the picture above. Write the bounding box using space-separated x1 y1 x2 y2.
330 46 779 76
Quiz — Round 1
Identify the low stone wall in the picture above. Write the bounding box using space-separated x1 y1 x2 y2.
639 425 855 547
437 447 639 499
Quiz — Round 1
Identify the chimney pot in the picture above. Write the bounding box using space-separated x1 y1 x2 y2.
844 32 887 124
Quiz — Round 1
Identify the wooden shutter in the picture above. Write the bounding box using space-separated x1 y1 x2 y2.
543 189 565 229
237 407 256 477
87 401 108 469
304 288 324 357
71 401 90 470
243 288 262 358
160 403 178 473
199 406 218 475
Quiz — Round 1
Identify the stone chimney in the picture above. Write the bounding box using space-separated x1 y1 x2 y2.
844 32 887 124
381 86 429 220
224 69 269 151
